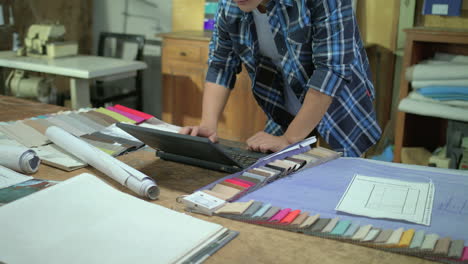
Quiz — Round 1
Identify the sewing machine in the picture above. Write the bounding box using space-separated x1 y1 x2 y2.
18 24 78 58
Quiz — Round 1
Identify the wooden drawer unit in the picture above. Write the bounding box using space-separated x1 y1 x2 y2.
164 44 203 63
160 31 267 142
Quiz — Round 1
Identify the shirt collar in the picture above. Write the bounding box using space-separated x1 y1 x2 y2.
225 0 294 20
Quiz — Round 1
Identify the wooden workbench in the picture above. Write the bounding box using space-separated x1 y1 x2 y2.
0 96 435 264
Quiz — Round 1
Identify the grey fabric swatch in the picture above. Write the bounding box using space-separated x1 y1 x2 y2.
448 240 464 258
309 218 331 232
242 201 263 217
259 206 281 221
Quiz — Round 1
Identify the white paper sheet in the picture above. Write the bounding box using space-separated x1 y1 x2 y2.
45 126 159 199
335 174 434 226
140 117 182 133
0 173 228 264
0 145 40 174
0 165 33 189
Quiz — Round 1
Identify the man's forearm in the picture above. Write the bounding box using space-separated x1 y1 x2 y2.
284 89 332 143
201 82 231 130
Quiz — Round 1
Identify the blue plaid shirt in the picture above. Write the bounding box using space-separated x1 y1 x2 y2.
206 0 381 157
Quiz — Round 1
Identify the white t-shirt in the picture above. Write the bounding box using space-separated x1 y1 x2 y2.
252 8 301 116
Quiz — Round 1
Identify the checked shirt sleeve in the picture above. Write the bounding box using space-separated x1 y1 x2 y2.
307 0 356 97
206 5 242 89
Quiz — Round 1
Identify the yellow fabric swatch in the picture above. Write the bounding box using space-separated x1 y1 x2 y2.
97 147 115 156
95 108 136 124
397 229 415 248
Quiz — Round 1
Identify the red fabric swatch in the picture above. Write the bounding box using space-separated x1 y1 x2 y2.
114 104 154 120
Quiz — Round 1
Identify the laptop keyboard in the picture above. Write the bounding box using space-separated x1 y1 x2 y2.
226 152 259 167
219 145 267 167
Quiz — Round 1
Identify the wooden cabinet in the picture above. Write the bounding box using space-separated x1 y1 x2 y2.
394 28 468 162
161 31 267 142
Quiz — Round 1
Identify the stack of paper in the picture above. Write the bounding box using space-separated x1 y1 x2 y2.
0 173 236 264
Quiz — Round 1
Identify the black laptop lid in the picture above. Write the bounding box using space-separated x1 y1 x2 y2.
116 123 239 166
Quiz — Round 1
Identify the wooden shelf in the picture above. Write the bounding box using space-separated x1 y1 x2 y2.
394 27 468 162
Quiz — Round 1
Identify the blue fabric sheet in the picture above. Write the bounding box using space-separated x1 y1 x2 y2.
237 158 468 245
419 86 468 101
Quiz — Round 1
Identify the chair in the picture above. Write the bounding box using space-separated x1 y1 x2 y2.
91 32 145 110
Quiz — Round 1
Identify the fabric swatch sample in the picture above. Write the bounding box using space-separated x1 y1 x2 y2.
398 229 415 248
252 203 272 219
0 122 49 147
448 240 465 258
269 208 291 223
215 200 254 215
257 166 282 176
386 228 404 245
290 212 309 227
95 108 136 124
260 206 281 221
343 221 360 238
224 179 251 189
242 201 263 217
309 218 330 232
409 230 426 249
106 106 145 123
114 104 154 120
69 113 106 132
211 184 241 200
279 209 301 225
330 220 351 236
236 176 260 184
433 237 451 256
421 234 439 251
462 247 468 261
230 177 255 186
48 116 86 137
56 114 95 135
321 217 339 233
362 228 381 242
285 157 306 168
219 181 246 191
21 119 49 135
202 190 232 200
291 153 320 165
241 172 266 181
86 110 119 125
374 229 394 243
80 112 112 127
247 169 271 177
352 225 373 241
299 214 320 229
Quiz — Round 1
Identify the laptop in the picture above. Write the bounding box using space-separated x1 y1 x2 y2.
116 123 267 173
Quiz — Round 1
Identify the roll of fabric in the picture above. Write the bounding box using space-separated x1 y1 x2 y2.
0 145 40 174
412 79 468 89
406 64 468 81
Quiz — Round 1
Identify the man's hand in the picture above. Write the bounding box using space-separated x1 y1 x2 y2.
246 131 290 153
179 126 218 143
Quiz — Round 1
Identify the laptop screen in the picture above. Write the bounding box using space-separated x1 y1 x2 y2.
116 123 239 166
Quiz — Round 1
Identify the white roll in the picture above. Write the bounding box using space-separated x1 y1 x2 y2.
407 64 468 81
412 79 468 89
0 145 40 174
45 126 159 200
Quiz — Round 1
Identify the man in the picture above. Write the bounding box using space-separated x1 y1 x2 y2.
180 0 381 157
